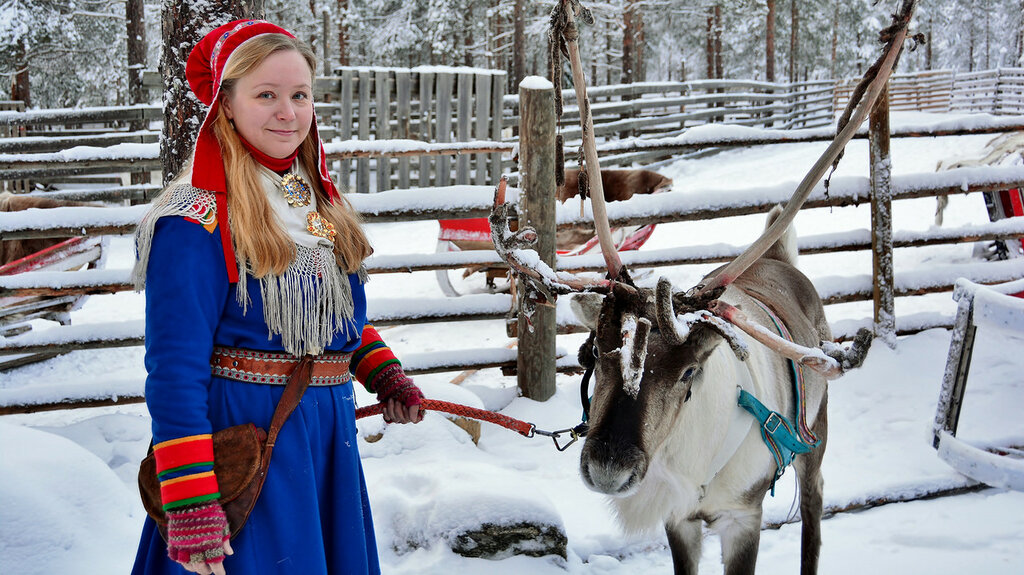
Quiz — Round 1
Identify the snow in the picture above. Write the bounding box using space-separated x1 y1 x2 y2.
519 75 554 91
3 111 1024 574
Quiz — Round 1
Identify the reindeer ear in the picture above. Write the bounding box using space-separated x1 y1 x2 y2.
570 293 605 331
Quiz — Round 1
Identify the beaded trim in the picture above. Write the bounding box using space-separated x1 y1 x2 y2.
211 347 353 386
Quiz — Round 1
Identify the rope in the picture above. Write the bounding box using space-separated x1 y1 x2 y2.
355 399 536 437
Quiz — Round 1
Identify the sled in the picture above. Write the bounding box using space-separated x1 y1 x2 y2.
936 132 1024 265
932 278 1024 491
436 169 670 297
0 235 107 370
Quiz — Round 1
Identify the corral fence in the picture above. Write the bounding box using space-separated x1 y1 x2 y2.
835 67 1024 115
2 100 1024 412
1 67 832 198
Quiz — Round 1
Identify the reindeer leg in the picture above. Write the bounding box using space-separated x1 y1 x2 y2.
717 507 762 575
794 400 828 575
665 517 702 575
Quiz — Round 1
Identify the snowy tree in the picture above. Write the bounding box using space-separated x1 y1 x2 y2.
159 0 265 183
0 0 125 107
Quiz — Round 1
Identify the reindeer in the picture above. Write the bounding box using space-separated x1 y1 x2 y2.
491 3 907 571
570 206 849 575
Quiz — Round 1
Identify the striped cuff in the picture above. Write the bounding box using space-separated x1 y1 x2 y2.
153 434 220 511
351 324 401 394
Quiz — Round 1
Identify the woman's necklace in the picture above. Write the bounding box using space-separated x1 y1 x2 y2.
281 173 312 207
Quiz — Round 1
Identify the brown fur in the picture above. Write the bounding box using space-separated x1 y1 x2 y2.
557 168 672 204
0 193 90 266
556 168 672 249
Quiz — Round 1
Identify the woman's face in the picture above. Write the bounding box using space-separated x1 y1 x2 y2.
222 49 313 159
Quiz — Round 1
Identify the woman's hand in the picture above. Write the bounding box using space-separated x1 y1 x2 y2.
383 396 422 424
166 501 234 574
375 364 425 424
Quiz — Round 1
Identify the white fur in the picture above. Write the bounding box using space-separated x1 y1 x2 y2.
609 324 788 536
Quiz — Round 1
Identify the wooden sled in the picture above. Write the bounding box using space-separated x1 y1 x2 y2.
932 278 1024 491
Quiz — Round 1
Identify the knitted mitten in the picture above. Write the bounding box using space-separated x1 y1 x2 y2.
374 363 424 408
165 500 231 565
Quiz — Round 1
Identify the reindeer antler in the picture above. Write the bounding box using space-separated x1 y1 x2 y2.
707 300 873 380
489 177 618 314
690 0 918 299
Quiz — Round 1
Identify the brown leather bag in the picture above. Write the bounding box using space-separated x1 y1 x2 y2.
138 356 314 540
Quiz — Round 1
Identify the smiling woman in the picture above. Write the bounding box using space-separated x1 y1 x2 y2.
129 20 424 575
220 49 314 159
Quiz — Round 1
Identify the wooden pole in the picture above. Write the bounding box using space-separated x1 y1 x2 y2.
870 83 896 347
516 78 557 401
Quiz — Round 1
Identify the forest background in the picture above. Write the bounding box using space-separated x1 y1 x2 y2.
2 0 1023 110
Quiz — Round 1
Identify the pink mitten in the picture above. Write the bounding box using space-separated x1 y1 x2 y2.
166 500 231 566
374 364 424 408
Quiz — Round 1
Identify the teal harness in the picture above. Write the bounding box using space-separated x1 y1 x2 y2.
738 299 821 494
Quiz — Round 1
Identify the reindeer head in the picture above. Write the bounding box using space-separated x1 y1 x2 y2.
571 278 748 496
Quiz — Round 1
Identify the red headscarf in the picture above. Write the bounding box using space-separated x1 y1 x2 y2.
185 19 340 282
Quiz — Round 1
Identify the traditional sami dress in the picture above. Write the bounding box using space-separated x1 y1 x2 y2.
130 165 400 575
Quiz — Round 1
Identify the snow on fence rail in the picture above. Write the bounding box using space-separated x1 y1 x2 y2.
3 90 1024 412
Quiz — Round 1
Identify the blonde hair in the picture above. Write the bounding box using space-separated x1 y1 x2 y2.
197 33 371 276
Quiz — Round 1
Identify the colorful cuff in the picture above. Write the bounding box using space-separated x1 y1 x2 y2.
352 325 401 393
153 434 220 510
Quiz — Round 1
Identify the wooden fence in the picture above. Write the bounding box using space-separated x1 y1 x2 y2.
3 107 1024 412
835 68 1024 115
4 69 833 196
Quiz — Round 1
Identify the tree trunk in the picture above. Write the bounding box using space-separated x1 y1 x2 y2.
790 0 799 83
926 17 932 70
127 0 148 185
160 0 266 185
766 0 776 82
11 38 30 106
337 0 350 67
706 7 715 79
126 0 146 108
622 0 635 84
513 0 525 88
714 4 723 79
636 4 645 83
464 4 474 67
830 0 838 79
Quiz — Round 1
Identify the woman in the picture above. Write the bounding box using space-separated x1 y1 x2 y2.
131 20 422 575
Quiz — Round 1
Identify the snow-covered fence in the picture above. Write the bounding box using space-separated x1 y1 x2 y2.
0 100 29 193
318 67 508 194
835 68 1024 116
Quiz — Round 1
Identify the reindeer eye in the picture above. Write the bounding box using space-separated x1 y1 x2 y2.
681 366 698 382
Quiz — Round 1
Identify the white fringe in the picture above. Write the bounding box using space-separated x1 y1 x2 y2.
132 184 367 357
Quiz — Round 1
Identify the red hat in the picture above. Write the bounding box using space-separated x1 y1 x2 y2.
185 19 340 283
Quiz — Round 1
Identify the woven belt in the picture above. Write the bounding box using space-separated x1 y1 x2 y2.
210 346 353 386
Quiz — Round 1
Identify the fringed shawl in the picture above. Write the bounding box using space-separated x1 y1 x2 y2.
132 168 368 357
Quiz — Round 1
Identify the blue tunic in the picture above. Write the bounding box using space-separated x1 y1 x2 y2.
131 216 380 575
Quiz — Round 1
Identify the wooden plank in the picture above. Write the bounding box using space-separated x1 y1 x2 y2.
357 69 371 194
435 72 454 187
419 71 435 187
375 70 392 192
456 72 472 184
491 73 506 185
339 69 354 191
395 70 412 189
474 73 491 185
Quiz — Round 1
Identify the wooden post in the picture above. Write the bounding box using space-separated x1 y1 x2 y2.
870 83 896 347
356 69 370 193
517 78 557 401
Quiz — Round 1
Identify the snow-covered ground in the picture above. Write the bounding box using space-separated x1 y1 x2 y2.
2 112 1023 574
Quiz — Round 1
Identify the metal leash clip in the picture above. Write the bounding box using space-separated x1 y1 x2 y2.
531 422 589 451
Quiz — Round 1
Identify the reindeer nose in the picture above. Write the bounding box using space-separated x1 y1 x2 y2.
580 439 648 496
